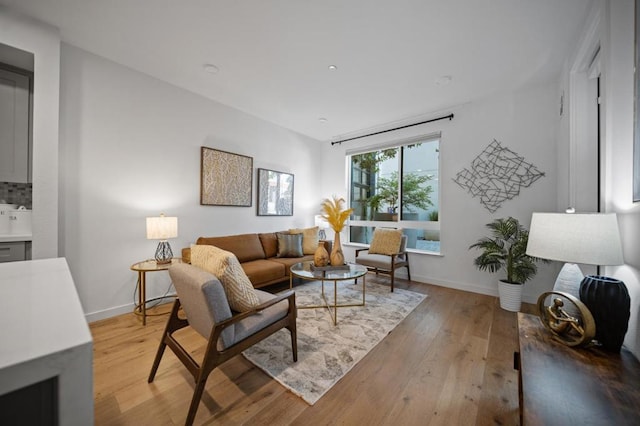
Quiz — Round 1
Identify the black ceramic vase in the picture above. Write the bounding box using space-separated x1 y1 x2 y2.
579 275 630 352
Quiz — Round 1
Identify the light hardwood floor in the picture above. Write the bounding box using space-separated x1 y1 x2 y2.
91 275 535 425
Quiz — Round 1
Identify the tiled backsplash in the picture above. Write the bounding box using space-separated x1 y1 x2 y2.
0 182 32 209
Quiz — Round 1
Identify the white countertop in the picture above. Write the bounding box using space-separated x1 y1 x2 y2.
0 257 94 423
0 233 32 242
0 257 92 370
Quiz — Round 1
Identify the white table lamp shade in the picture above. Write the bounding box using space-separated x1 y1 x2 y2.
146 215 178 240
314 215 329 229
526 213 623 266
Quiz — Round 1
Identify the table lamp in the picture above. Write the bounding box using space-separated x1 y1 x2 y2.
526 212 629 351
146 213 178 265
315 214 329 240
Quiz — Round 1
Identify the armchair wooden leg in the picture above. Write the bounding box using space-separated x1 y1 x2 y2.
185 376 209 426
406 264 411 282
289 326 298 362
391 264 395 292
149 299 185 383
148 340 166 383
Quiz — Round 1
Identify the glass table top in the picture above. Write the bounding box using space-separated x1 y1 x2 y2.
290 261 367 280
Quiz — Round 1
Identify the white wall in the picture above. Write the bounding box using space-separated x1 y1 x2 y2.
602 0 640 358
0 7 60 259
321 83 562 303
556 0 640 359
58 44 322 321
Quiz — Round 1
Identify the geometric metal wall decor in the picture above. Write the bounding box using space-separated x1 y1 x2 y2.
453 139 545 213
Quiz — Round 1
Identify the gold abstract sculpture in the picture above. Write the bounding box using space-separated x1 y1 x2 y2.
537 291 596 347
320 196 353 266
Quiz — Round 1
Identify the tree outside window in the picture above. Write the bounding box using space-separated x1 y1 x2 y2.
348 137 441 253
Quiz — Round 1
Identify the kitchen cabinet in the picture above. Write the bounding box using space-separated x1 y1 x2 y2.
0 241 27 262
0 67 31 183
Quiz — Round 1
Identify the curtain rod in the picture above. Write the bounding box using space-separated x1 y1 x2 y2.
330 113 454 146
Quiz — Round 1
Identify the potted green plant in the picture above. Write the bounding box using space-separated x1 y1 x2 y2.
469 217 547 312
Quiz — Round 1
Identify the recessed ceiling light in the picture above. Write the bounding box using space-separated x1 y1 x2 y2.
328 65 337 71
203 64 219 74
318 117 328 123
435 75 452 86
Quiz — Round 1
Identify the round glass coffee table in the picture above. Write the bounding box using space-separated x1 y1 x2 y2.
289 261 368 325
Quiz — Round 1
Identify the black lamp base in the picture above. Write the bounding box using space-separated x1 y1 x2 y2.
579 275 630 352
154 240 173 265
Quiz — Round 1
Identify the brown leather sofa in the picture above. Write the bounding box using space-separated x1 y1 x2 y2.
186 232 327 288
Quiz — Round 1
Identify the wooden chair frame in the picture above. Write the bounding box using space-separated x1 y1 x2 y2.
148 291 297 426
355 249 411 292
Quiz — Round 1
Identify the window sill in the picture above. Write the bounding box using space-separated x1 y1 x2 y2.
343 242 443 257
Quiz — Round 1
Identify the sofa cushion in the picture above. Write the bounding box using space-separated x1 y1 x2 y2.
268 254 315 275
241 259 286 286
197 233 265 263
289 226 319 255
277 232 303 257
258 232 279 258
369 228 403 255
190 245 260 312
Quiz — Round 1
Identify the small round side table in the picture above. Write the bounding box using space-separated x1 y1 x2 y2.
130 258 182 325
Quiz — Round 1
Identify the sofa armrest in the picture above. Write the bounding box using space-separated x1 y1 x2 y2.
181 247 192 264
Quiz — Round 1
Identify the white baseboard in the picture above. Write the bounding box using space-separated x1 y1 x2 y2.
85 303 133 323
394 271 539 304
85 298 176 324
87 272 538 324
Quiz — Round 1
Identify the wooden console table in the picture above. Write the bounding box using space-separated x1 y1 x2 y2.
517 313 640 425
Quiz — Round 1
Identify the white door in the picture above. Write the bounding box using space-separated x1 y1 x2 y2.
0 67 30 183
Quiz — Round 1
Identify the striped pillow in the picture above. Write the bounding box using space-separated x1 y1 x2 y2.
190 245 260 312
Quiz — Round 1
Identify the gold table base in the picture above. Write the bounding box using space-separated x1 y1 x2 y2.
290 273 366 325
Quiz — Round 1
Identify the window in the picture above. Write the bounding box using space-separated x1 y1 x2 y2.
347 134 440 253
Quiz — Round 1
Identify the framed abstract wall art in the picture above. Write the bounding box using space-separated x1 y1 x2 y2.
200 147 253 206
257 168 294 216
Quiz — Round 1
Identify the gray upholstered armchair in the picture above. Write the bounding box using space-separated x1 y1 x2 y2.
355 233 411 292
148 263 297 426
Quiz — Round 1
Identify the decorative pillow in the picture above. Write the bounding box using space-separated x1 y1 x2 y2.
190 245 260 312
369 228 403 255
276 232 304 257
289 226 319 255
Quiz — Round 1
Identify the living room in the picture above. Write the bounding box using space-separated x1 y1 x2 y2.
1 0 639 424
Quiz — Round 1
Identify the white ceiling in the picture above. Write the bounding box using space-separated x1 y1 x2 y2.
1 0 591 142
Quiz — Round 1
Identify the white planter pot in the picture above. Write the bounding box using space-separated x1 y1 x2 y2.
498 280 523 312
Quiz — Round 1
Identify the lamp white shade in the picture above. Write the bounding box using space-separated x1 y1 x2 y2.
526 212 623 266
146 215 178 240
314 215 329 229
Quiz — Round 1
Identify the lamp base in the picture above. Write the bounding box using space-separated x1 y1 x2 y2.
154 241 174 265
579 275 630 352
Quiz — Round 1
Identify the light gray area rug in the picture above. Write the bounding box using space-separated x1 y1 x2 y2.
242 279 427 404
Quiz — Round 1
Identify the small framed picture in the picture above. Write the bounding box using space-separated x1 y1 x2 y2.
257 168 294 216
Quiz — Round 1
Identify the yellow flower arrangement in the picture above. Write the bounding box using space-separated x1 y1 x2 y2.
320 196 353 232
